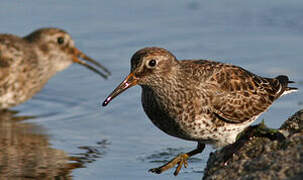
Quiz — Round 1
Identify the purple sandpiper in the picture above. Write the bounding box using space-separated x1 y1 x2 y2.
102 47 297 176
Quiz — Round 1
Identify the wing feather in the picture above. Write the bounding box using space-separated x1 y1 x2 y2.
204 64 281 123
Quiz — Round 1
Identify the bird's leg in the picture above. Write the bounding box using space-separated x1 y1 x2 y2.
149 143 205 176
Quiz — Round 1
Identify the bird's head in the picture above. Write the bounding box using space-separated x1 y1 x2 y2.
102 47 178 106
25 28 110 79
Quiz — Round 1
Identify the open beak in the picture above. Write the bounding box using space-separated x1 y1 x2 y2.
102 72 138 106
72 48 111 79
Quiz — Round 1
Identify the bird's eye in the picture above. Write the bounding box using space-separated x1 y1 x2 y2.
147 59 157 68
57 37 64 44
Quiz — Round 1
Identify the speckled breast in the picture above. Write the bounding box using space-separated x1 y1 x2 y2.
141 86 196 141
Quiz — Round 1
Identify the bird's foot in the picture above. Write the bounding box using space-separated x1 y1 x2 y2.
149 153 189 176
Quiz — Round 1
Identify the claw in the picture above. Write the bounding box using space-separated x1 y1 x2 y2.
149 168 161 174
184 159 188 168
174 161 183 176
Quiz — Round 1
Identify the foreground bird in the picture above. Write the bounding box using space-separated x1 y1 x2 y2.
0 28 110 109
102 47 297 175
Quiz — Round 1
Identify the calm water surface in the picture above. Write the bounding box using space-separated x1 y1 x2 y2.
0 1 303 179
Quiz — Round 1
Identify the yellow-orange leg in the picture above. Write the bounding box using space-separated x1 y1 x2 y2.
149 143 205 176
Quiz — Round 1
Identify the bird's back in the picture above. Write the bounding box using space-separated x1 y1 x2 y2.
179 59 297 124
0 34 41 108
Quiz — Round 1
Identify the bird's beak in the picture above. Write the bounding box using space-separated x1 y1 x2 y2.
72 48 111 79
102 72 138 106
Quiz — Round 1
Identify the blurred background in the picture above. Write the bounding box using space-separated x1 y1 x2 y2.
0 0 302 179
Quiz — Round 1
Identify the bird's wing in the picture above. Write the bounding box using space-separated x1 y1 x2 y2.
204 64 281 123
0 35 28 88
0 40 14 82
0 34 27 65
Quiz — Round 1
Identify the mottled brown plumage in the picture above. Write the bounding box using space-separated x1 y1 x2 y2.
102 47 297 175
0 28 110 109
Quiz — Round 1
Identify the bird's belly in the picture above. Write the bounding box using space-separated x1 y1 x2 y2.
142 102 193 140
141 88 257 147
0 91 20 108
183 115 257 148
143 100 256 147
0 80 39 109
149 114 194 141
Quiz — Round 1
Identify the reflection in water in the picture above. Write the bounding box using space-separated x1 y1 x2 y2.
0 110 108 179
71 140 110 166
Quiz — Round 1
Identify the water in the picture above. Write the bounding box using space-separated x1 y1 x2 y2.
1 0 303 179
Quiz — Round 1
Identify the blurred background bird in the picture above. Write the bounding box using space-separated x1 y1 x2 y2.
0 27 110 109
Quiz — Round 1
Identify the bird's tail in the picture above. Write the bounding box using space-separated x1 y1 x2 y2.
275 75 298 96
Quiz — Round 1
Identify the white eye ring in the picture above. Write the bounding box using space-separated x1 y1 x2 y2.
146 59 157 68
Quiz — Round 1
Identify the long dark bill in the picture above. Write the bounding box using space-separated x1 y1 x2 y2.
73 48 111 79
102 73 138 106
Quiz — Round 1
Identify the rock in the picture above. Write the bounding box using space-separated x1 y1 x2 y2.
203 109 303 180
280 110 303 136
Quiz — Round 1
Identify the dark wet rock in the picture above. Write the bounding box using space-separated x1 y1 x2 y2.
203 109 303 180
280 110 303 136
